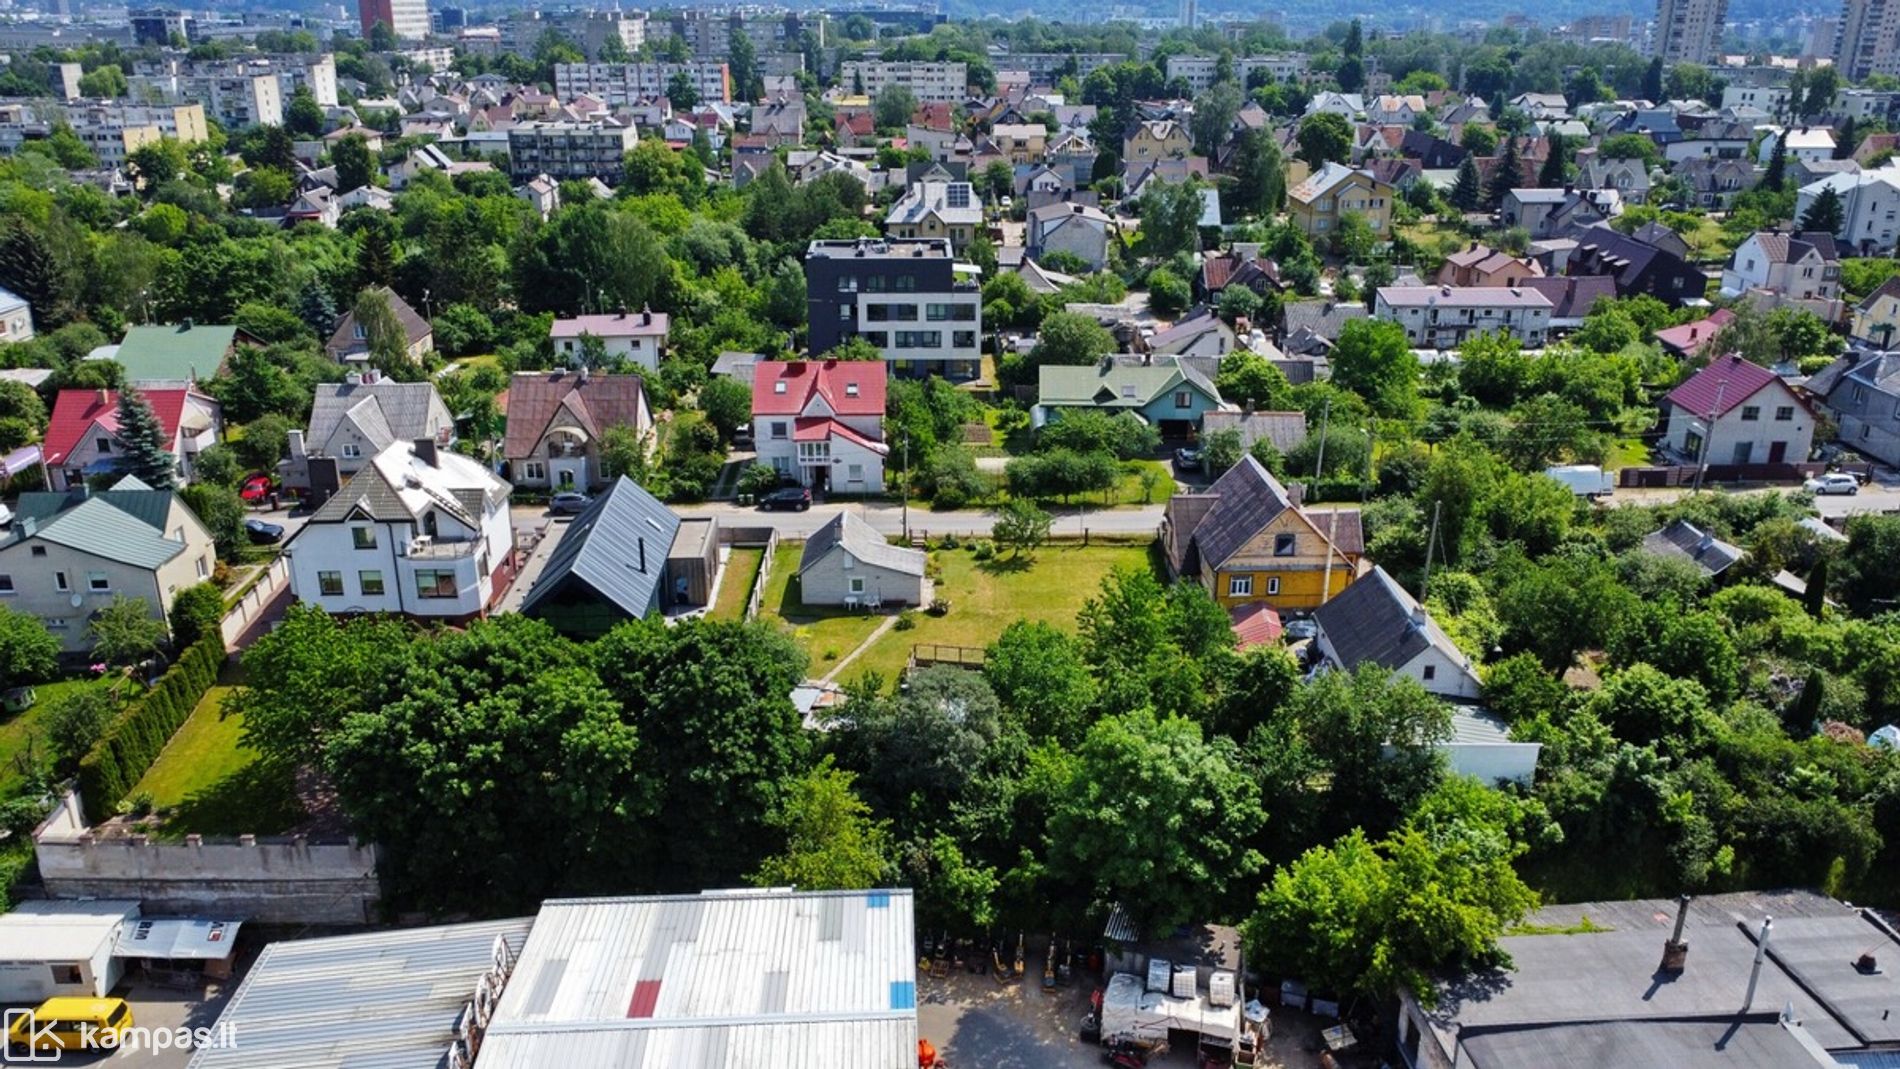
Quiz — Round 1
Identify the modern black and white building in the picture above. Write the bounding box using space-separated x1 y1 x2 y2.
804 238 983 378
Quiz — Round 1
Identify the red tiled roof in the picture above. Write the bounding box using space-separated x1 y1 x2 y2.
1229 603 1283 649
1665 353 1782 418
500 371 648 459
1653 308 1736 357
43 388 191 466
752 360 887 418
793 416 890 452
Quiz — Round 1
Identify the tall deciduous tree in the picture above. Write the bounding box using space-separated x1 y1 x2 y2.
1046 708 1266 933
88 595 166 667
750 757 894 890
1330 318 1419 418
1296 111 1352 166
0 604 60 688
984 620 1096 745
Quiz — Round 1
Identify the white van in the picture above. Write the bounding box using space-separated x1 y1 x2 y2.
1545 464 1614 499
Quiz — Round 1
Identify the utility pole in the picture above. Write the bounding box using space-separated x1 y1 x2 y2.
1421 499 1442 603
1691 380 1727 494
1364 420 1375 501
901 429 910 542
1311 397 1331 493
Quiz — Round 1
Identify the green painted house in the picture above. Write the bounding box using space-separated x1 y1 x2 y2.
1033 354 1225 436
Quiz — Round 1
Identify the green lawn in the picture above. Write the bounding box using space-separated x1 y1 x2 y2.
129 670 303 838
843 542 1159 688
711 546 765 620
0 677 121 796
757 543 893 670
1604 437 1652 471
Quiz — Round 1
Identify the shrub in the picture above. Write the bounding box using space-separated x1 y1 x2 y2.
168 582 225 649
927 598 951 616
75 635 226 823
895 609 918 631
738 463 781 497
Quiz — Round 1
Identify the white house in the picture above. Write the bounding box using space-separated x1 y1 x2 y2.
1759 126 1837 164
1373 285 1553 349
1313 566 1484 702
1719 230 1843 320
548 309 671 372
796 511 927 607
1026 201 1112 271
40 387 222 491
1796 162 1900 256
284 439 515 621
280 374 455 492
752 359 889 494
1662 353 1816 466
0 284 33 343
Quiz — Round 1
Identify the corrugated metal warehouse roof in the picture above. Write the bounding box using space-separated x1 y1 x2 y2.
478 888 917 1069
186 917 532 1069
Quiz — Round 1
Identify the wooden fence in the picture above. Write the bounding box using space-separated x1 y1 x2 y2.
1617 462 1833 488
745 531 784 621
909 644 987 672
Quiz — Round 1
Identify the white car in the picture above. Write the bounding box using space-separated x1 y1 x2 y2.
1804 473 1860 496
0 502 11 527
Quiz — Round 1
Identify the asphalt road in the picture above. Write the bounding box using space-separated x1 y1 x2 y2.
1608 474 1900 519
667 498 1168 539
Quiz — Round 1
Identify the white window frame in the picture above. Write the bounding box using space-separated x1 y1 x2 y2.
87 571 110 592
1228 575 1253 597
1266 577 1281 595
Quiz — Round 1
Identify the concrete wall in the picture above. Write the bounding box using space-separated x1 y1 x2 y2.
34 792 382 925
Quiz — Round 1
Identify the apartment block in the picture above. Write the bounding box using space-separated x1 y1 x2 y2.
805 238 983 378
506 120 638 182
359 0 430 41
656 10 824 59
1165 52 1309 94
1654 0 1729 65
129 71 281 128
0 101 210 164
992 52 1128 78
1373 285 1554 349
553 62 732 106
837 60 968 103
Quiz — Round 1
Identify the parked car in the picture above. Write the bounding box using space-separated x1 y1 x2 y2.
760 487 812 512
244 517 285 544
239 471 275 505
0 501 11 527
1283 618 1318 641
1173 447 1202 471
1804 473 1860 496
8 997 133 1057
549 491 593 515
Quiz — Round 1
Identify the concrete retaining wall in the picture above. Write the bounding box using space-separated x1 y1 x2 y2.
33 791 382 925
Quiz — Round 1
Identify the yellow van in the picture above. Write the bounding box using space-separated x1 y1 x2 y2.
6 996 134 1055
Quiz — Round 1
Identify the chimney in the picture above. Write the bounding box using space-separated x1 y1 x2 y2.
1659 894 1692 974
288 429 306 460
1744 916 1773 1010
362 368 380 385
637 536 646 573
413 438 438 467
97 387 109 406
346 371 363 386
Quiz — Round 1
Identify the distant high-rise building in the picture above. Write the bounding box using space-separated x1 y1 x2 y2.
1654 0 1728 65
359 0 429 42
1180 0 1197 29
436 6 466 30
1837 0 1900 81
129 8 193 45
1807 15 1840 58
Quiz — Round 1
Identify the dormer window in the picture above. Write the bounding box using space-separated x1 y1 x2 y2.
774 381 788 394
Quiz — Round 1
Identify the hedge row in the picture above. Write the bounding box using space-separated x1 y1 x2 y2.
76 636 227 824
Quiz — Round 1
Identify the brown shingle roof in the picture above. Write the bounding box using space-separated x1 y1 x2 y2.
501 371 648 459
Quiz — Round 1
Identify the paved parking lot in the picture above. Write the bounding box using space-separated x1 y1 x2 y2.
6 958 246 1068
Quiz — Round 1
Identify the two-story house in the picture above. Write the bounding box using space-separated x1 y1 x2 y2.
280 374 455 495
1500 187 1614 239
1373 285 1554 349
1312 565 1483 700
1161 455 1364 612
1033 355 1223 437
501 369 652 492
1121 118 1190 163
1436 244 1545 288
1286 162 1394 241
1795 163 1900 256
752 359 888 494
987 123 1047 164
547 309 671 372
0 285 33 343
1026 202 1113 271
0 476 217 652
1663 354 1815 466
1851 276 1900 347
40 387 222 491
1805 349 1900 465
883 181 983 253
1720 231 1843 322
284 439 515 622
324 286 434 365
1566 228 1707 307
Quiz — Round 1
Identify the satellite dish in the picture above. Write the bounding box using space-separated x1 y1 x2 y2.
69 594 83 608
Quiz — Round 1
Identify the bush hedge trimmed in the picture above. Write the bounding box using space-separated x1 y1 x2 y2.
76 635 227 824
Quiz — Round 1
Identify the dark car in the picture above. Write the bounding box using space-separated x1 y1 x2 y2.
1174 447 1202 470
549 491 593 515
760 487 811 512
244 518 285 544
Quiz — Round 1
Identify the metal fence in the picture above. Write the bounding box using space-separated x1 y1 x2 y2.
1617 462 1832 488
745 531 783 621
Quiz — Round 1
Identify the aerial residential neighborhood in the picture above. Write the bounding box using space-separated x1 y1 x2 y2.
4 1 1900 1068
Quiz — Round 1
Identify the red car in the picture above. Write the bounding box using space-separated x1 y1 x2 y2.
239 472 275 505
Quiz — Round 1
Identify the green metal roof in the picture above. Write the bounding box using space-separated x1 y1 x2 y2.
1038 360 1204 409
25 495 186 569
115 324 238 384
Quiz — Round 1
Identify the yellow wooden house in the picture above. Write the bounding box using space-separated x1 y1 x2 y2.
1162 456 1364 612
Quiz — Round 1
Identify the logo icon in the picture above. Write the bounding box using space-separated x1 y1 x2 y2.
2 1009 60 1063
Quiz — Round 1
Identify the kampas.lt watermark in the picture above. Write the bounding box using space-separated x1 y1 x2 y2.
5 1009 237 1063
